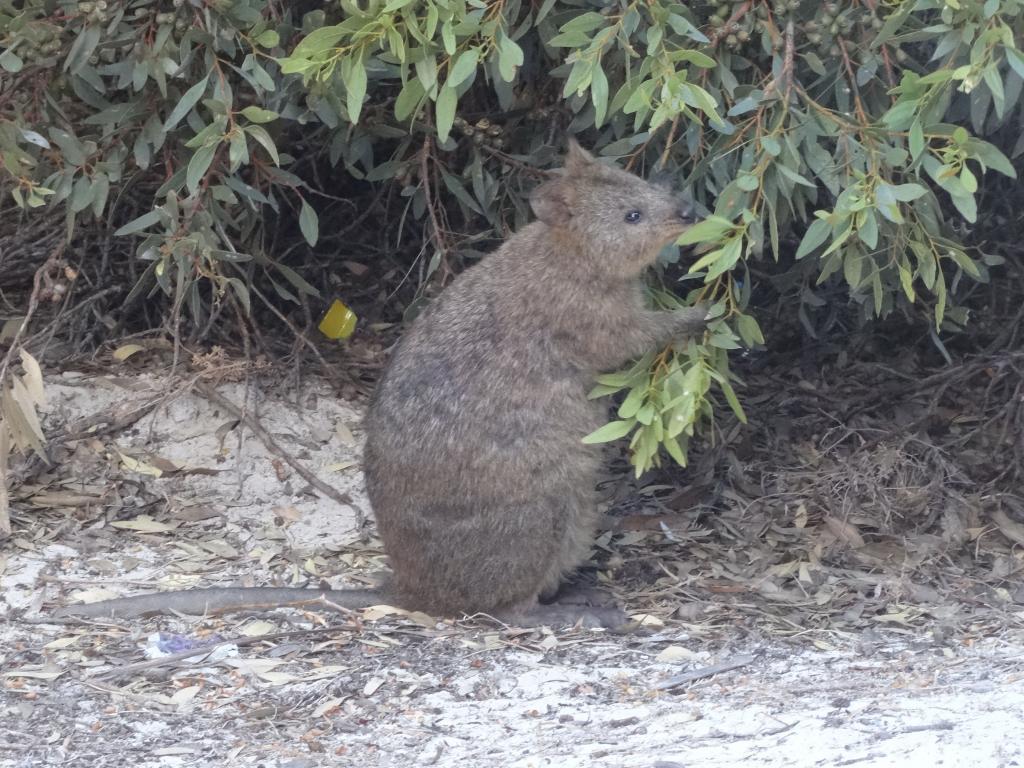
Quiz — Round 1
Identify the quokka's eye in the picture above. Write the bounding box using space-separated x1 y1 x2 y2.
625 210 643 223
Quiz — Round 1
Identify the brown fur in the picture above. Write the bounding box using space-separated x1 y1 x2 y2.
363 140 705 618
52 141 706 624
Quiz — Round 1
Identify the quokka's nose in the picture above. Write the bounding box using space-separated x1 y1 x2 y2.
676 197 696 222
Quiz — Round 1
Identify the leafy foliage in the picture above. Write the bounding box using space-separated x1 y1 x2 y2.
1 0 1022 474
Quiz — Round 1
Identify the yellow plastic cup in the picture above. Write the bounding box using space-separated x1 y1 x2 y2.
319 299 357 339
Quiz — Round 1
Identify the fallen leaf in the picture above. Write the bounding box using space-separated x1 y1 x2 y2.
326 461 358 472
112 344 146 362
43 637 78 650
656 645 697 663
110 515 176 533
335 422 355 446
991 509 1024 547
3 667 64 681
824 516 866 548
117 451 165 478
170 685 201 706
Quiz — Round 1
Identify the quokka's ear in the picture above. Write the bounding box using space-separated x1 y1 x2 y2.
530 177 573 227
564 137 595 174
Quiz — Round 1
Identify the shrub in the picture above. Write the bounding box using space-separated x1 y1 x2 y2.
1 0 1021 473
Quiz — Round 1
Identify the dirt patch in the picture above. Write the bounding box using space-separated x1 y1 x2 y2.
2 369 1023 767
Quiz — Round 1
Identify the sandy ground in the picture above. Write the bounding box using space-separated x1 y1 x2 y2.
1 372 1022 767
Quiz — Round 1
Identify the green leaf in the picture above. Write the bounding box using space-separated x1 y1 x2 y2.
91 172 109 218
299 198 319 246
944 249 980 278
775 163 816 188
441 21 456 54
717 376 746 423
346 57 368 123
795 218 831 259
949 193 977 222
435 84 457 143
703 237 742 280
677 215 734 245
0 49 23 73
496 34 524 82
965 139 1017 178
617 386 646 419
186 143 218 194
255 30 280 48
548 30 589 47
582 419 636 444
395 78 426 121
889 183 927 201
240 106 279 123
663 434 687 467
69 175 95 213
680 83 720 120
897 261 916 302
821 223 852 257
1006 46 1024 80
736 173 758 191
858 210 878 250
909 119 925 161
882 100 917 129
114 209 163 236
735 314 764 346
49 129 86 166
64 25 101 74
228 131 249 171
290 25 346 60
673 49 716 68
843 251 863 288
415 55 438 91
164 75 211 132
448 49 479 89
227 277 251 315
760 136 781 156
244 125 279 165
591 64 609 126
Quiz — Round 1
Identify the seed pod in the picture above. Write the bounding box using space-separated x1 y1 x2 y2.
737 29 750 42
476 118 491 130
486 124 502 137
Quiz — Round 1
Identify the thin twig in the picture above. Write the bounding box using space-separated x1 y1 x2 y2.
654 654 758 690
420 134 449 265
194 381 365 524
92 624 361 680
0 247 63 388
